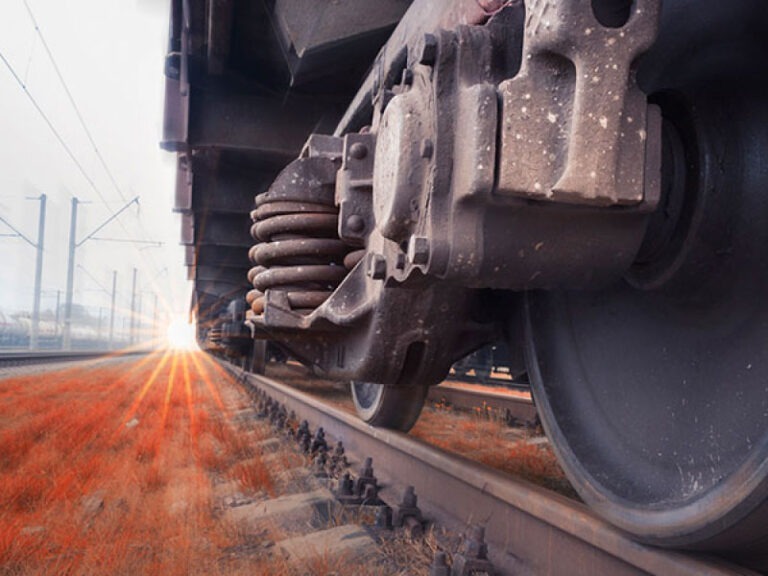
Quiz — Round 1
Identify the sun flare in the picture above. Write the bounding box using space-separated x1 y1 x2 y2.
165 317 197 350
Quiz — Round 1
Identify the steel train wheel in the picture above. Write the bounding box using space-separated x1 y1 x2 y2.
351 382 428 432
522 0 768 564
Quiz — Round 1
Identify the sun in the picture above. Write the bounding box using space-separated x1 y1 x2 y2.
165 316 197 350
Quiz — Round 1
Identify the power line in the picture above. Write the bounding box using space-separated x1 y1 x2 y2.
4 3 179 308
21 0 129 205
20 0 169 281
0 48 109 206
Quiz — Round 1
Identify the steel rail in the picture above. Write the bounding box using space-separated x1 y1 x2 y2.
220 361 755 576
0 348 150 369
427 383 537 425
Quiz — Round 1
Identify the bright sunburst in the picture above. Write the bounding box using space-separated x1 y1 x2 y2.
166 317 197 350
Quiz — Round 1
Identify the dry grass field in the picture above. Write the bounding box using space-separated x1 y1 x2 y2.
0 352 572 575
266 362 574 497
0 350 285 576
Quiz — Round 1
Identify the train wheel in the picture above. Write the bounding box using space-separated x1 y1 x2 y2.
351 382 428 432
523 0 768 565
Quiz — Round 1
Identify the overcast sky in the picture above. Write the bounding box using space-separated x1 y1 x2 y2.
0 0 189 334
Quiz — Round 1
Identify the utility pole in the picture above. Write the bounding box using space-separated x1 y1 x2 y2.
138 293 143 342
97 307 104 342
0 194 48 350
152 293 159 343
130 267 138 345
109 270 117 350
62 197 79 350
62 195 140 350
54 290 61 337
30 194 46 350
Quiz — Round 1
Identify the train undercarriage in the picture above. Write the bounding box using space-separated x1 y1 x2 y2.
162 0 768 569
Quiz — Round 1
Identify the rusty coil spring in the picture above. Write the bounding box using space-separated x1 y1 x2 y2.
247 197 351 315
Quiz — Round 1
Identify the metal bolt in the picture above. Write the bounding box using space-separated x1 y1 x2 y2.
346 214 365 233
407 236 430 265
452 523 495 575
360 457 374 478
429 551 450 576
420 138 434 159
401 485 418 508
367 254 387 280
375 505 393 530
404 515 424 538
349 142 368 160
412 33 438 66
362 484 382 505
339 472 354 496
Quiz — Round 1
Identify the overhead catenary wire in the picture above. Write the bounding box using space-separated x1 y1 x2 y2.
0 48 108 207
2 2 186 321
21 0 129 205
20 0 168 276
2 5 166 283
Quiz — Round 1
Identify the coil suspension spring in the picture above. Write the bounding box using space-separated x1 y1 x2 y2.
247 159 356 315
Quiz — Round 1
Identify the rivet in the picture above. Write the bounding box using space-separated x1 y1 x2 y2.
346 214 365 233
349 142 368 160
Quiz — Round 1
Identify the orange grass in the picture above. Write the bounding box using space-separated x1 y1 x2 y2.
0 350 277 575
411 408 577 497
232 456 275 494
265 362 575 497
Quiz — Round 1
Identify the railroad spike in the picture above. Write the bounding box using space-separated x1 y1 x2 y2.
355 457 377 497
451 525 495 576
394 485 424 535
429 551 450 576
374 505 393 530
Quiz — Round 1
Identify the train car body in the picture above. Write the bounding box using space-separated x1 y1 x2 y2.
162 0 768 569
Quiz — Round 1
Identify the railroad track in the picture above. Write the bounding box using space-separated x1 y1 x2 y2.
427 383 537 427
221 359 756 576
0 348 149 369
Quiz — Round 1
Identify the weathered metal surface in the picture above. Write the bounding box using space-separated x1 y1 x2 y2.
362 7 659 291
221 362 755 576
205 0 233 75
194 214 251 247
184 245 195 267
194 245 248 269
187 88 331 157
334 0 488 136
497 0 661 206
248 156 349 318
274 0 411 85
190 167 279 214
173 154 193 212
179 212 194 245
0 349 145 369
248 0 662 386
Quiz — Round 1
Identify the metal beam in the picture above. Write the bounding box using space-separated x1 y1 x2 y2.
334 0 487 136
196 244 249 269
187 87 334 156
206 0 234 75
195 213 251 247
274 0 410 85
